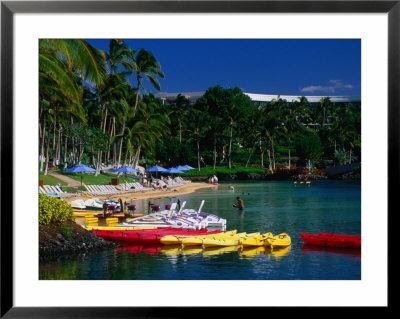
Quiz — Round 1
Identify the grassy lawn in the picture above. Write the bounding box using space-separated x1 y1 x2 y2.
63 172 139 185
39 172 68 186
182 166 267 177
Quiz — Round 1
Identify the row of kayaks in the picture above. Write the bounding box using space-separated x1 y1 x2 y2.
88 225 292 248
160 231 291 248
89 226 222 244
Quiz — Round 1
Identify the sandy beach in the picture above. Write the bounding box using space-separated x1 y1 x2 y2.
65 182 215 203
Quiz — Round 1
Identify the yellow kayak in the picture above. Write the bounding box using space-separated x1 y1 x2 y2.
160 230 237 245
240 232 273 247
266 233 291 248
180 231 259 247
202 238 240 247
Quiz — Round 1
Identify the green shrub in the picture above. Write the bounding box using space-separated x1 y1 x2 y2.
39 194 75 225
59 223 74 237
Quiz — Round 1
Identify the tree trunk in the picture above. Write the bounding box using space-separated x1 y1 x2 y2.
117 119 126 167
246 147 255 167
197 140 200 171
123 141 128 165
133 145 141 168
64 132 68 165
259 138 264 167
106 117 114 164
44 128 51 175
267 149 273 174
228 125 233 169
213 137 217 170
40 118 46 172
271 138 276 170
52 117 57 165
134 83 140 110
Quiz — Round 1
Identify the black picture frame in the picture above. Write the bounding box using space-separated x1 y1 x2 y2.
1 0 394 317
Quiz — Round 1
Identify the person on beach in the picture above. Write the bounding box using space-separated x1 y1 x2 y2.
233 196 244 210
213 175 218 184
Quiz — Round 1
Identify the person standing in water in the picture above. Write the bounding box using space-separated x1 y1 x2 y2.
233 196 244 210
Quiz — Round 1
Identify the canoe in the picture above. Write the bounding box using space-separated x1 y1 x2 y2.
160 230 238 245
240 232 273 247
266 233 291 248
300 232 361 249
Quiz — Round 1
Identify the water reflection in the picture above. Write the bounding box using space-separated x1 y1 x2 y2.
301 244 361 258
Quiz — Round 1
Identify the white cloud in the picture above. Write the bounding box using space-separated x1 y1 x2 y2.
300 80 353 93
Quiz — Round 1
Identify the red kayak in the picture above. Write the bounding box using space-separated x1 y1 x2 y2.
136 229 221 243
93 228 221 243
300 232 361 249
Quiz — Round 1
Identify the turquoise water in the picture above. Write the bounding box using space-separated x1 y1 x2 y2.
39 180 361 280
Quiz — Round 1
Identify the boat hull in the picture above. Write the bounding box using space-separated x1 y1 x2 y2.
300 232 361 249
266 233 291 248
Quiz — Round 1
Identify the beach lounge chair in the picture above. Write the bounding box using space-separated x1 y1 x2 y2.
39 186 46 194
41 185 59 197
106 185 125 194
50 185 77 198
97 185 116 194
132 182 152 192
167 178 183 187
85 185 107 196
102 185 122 194
176 176 191 184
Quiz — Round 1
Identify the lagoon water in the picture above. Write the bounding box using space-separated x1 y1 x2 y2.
39 180 361 280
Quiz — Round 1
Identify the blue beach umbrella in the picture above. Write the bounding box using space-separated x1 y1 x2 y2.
165 168 184 174
64 164 96 195
111 166 140 190
145 164 168 179
145 165 168 172
183 165 195 170
174 165 189 171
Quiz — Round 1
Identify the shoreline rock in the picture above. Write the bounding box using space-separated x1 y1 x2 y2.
39 220 120 262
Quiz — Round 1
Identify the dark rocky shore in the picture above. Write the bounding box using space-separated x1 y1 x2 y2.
39 220 120 262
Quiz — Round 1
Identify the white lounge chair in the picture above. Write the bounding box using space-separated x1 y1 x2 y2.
51 185 76 197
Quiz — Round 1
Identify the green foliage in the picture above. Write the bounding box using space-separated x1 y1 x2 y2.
183 166 266 177
155 136 194 166
59 223 74 237
39 194 75 225
296 132 324 165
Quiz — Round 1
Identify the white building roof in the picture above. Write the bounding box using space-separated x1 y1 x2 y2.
156 92 361 103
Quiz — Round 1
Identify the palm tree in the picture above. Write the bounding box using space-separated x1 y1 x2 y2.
133 48 165 110
130 94 171 168
169 94 191 143
185 109 210 171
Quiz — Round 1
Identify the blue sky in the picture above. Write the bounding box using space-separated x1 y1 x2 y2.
86 39 361 97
